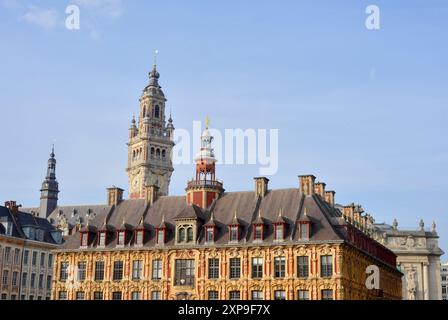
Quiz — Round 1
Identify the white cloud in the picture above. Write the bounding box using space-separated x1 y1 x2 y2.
20 6 59 29
72 0 123 18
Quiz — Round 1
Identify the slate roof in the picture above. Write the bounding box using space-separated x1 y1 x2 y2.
0 205 61 245
53 187 398 269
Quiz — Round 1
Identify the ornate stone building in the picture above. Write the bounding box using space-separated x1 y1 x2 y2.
441 262 448 300
372 220 444 300
47 68 403 299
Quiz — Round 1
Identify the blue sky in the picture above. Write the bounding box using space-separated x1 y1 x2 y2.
0 0 447 257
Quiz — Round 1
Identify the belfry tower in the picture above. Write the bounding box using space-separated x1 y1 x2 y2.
39 146 59 218
126 63 175 198
186 117 224 209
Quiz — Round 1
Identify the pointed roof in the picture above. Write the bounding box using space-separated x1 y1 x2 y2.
174 204 204 220
275 208 287 223
254 209 266 225
298 207 312 223
204 211 217 227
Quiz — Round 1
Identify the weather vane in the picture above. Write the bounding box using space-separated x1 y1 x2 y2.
205 115 210 129
154 49 159 66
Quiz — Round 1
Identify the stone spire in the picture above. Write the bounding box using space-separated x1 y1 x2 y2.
39 145 59 218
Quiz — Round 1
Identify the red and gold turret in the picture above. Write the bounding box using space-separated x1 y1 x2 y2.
186 117 224 209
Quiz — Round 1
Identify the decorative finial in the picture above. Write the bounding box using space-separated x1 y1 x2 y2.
154 49 159 67
432 221 436 232
205 115 210 130
50 143 55 158
304 207 308 216
419 219 424 231
392 218 398 230
278 208 283 218
131 113 136 124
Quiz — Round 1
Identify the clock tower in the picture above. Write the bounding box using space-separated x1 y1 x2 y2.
126 63 175 199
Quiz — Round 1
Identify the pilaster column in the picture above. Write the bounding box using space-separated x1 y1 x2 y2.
423 262 429 300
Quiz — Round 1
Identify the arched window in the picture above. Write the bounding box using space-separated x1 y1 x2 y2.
154 105 160 118
162 150 166 159
151 147 155 158
156 149 161 159
178 228 185 242
187 227 194 242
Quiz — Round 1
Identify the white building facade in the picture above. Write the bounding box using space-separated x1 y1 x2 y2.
373 219 444 300
441 262 448 300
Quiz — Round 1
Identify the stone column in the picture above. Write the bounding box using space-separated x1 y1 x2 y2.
423 262 429 300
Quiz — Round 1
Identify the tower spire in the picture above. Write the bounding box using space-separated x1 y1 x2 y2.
40 145 59 218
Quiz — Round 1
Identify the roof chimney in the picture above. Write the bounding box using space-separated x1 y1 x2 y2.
314 182 326 198
324 191 335 207
343 203 355 222
4 201 21 214
107 187 124 207
254 177 269 198
299 175 316 196
144 184 159 205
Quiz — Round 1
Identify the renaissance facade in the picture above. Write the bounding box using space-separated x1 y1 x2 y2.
45 64 401 300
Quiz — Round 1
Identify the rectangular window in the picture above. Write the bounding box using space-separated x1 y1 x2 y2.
275 224 284 241
251 290 263 300
76 291 85 300
300 224 309 239
60 262 69 281
30 273 36 288
21 295 26 300
274 290 286 300
2 270 9 285
118 231 125 245
175 259 195 286
152 259 163 280
93 292 103 300
229 226 238 242
112 292 122 300
274 256 286 278
99 232 106 247
137 230 145 245
40 252 45 267
11 294 16 300
12 271 18 286
156 229 163 244
229 291 240 300
14 248 20 265
298 290 309 300
48 254 53 267
58 292 67 300
320 255 333 278
297 256 309 278
32 251 37 266
151 291 161 300
113 261 124 281
95 261 105 281
4 247 11 263
252 257 263 279
208 258 219 279
46 275 52 289
78 262 86 281
254 225 263 240
132 260 143 280
38 274 44 289
321 289 333 300
24 250 29 265
229 258 241 279
29 295 34 300
132 291 141 300
22 272 28 287
208 291 219 300
206 227 214 243
442 286 446 294
1 293 7 300
81 233 89 247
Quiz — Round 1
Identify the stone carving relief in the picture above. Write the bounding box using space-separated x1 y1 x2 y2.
406 268 417 300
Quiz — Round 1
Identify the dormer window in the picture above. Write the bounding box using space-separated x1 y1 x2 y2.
135 229 145 246
229 225 239 242
98 232 107 247
80 232 89 247
253 224 264 241
156 228 165 245
117 231 126 246
299 222 310 240
274 223 284 241
205 226 215 243
176 223 196 244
